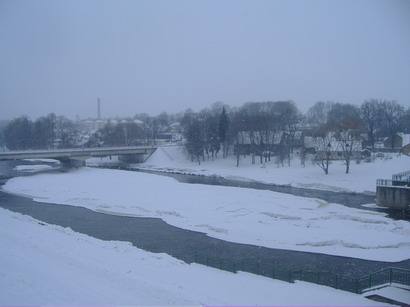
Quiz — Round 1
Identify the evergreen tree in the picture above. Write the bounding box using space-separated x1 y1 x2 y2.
218 107 229 158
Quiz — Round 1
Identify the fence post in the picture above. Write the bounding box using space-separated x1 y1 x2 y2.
389 268 393 285
369 274 372 289
335 274 339 289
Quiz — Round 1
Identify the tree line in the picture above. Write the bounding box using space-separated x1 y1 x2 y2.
1 99 409 175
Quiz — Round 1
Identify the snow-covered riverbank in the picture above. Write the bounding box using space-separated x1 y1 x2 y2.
137 145 410 194
3 167 410 262
13 164 54 172
0 208 392 305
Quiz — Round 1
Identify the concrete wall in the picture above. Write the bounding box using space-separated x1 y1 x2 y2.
376 186 410 209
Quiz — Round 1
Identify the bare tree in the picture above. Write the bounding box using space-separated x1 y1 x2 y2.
313 128 333 175
306 101 334 128
378 100 405 149
326 103 363 173
360 99 380 149
338 130 360 174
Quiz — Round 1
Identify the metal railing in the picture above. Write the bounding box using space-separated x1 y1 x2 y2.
190 253 410 294
392 170 410 182
377 170 410 188
357 267 410 293
375 179 410 187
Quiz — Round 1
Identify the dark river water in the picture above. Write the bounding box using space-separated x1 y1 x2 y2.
0 160 409 293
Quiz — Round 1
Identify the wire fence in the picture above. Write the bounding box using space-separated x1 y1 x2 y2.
191 253 410 294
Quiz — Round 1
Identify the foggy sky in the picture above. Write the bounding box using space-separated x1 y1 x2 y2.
0 0 409 120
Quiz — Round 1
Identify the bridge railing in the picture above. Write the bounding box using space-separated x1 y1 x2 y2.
0 146 159 161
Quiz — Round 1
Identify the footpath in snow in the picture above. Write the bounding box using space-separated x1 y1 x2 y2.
0 207 392 305
3 167 410 262
137 145 410 194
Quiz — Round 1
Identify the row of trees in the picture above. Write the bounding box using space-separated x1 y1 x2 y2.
181 99 410 173
2 114 78 150
87 122 146 147
307 99 409 149
306 100 409 174
182 101 301 166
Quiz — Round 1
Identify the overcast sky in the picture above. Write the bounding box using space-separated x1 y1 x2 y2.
0 0 409 120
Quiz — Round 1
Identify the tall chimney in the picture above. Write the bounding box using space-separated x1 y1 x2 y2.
97 98 101 119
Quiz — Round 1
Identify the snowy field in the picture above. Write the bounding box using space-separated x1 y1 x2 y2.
13 164 54 172
0 208 391 305
3 167 410 262
139 145 410 194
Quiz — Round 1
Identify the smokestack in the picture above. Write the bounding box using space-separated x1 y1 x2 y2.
97 98 101 119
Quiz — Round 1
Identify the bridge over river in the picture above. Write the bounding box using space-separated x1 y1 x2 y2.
0 146 157 167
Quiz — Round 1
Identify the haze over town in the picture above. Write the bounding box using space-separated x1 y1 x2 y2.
1 0 410 120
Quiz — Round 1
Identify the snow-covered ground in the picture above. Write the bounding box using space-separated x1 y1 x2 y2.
13 164 54 172
0 208 391 305
3 168 410 262
138 145 410 193
365 286 410 305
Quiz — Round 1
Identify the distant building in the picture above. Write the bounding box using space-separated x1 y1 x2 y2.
383 133 410 150
305 133 364 161
401 143 410 156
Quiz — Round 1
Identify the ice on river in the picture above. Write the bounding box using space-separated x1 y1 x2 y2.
3 167 410 262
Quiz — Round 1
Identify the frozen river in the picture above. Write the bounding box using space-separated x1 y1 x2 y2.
0 160 409 292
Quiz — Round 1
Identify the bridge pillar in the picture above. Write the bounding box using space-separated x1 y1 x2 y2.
58 158 86 168
118 154 145 163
